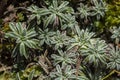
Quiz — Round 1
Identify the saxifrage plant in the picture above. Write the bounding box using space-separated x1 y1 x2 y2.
38 28 55 46
51 30 70 50
51 50 76 68
28 0 74 28
50 65 76 80
80 38 108 67
107 45 120 70
5 22 38 59
68 25 95 50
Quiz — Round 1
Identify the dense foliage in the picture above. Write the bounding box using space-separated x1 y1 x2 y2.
0 0 120 80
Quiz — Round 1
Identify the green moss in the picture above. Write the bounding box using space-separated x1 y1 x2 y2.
95 1 120 32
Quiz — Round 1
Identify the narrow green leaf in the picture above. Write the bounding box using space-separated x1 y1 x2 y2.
12 44 19 57
58 1 69 10
44 14 55 28
28 70 35 80
26 28 37 38
9 23 18 33
5 32 20 39
16 73 21 80
16 22 23 34
56 65 61 73
20 42 28 59
74 25 81 36
53 0 58 8
25 39 38 48
57 13 68 21
39 9 51 16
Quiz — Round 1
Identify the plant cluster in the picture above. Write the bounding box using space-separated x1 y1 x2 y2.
0 0 120 80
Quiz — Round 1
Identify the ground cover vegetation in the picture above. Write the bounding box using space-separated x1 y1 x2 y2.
0 0 120 80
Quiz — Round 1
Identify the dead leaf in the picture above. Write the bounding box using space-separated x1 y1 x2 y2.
76 56 82 76
7 5 15 12
38 50 52 74
38 55 49 74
